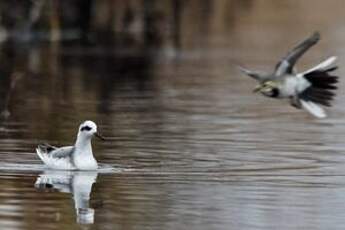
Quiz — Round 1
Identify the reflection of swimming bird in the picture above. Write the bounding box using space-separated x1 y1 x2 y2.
239 32 338 118
35 170 98 224
36 120 105 170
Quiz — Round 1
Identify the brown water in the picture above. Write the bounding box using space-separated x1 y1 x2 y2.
1 1 345 229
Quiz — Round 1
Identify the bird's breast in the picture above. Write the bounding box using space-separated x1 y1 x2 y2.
72 150 98 170
279 77 300 97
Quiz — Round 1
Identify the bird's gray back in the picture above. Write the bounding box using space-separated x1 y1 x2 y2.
50 146 75 158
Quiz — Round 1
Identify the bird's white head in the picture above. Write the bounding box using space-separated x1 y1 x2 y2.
78 120 105 140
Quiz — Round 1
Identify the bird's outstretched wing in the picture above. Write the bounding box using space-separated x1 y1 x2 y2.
237 65 270 82
274 32 320 76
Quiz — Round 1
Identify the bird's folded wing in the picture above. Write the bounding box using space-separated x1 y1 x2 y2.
50 146 74 158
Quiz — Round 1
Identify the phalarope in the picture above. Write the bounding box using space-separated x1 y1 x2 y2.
36 120 105 170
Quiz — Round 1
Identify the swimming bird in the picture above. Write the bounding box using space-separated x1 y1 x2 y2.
238 32 339 118
36 120 105 170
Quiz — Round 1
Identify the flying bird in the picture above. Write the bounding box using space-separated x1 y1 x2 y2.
238 32 338 118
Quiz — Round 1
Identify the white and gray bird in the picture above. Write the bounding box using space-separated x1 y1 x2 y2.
239 32 339 118
36 120 105 170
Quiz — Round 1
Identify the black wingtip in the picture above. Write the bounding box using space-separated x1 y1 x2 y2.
311 31 321 41
37 143 56 153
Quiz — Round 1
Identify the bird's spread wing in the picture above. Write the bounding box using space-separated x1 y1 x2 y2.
274 32 320 76
237 65 269 82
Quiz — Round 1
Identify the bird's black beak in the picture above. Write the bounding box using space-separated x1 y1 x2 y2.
253 84 263 93
95 132 106 141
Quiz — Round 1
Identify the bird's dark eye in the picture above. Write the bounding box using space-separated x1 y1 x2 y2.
80 126 92 132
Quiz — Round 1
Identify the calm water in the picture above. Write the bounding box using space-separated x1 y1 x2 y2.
2 1 345 229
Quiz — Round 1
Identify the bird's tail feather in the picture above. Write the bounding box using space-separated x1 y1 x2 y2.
301 56 337 75
37 143 56 153
36 147 45 162
36 143 56 162
299 57 338 117
300 100 326 118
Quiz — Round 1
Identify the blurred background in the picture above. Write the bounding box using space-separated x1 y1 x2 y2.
0 0 344 127
1 1 345 230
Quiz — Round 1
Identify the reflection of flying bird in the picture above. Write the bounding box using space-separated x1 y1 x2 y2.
239 32 338 118
36 120 106 170
35 170 98 224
